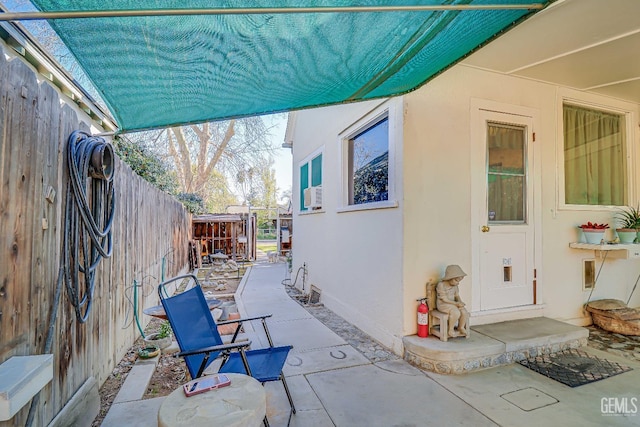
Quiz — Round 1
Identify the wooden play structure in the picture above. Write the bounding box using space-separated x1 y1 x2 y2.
192 213 256 264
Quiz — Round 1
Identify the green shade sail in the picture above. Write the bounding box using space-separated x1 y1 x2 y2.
27 1 551 132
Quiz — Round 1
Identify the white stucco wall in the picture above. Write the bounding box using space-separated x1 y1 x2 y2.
290 98 406 354
402 65 640 331
290 63 640 354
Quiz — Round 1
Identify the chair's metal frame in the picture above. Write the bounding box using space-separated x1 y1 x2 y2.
158 274 296 426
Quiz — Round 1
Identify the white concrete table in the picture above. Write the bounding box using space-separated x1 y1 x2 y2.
157 373 265 427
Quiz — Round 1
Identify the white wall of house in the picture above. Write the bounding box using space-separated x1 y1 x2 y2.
290 62 640 355
290 98 406 353
402 64 640 332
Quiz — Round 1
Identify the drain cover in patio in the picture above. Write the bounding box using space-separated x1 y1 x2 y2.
518 349 632 387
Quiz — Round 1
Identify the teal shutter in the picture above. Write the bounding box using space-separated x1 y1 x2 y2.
300 163 309 211
311 154 322 187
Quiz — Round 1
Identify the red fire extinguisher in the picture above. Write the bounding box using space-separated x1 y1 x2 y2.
417 298 429 338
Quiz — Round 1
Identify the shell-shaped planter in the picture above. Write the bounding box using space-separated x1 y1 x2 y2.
143 333 172 350
138 345 160 359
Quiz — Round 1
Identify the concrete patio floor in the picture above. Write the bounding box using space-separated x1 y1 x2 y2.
101 260 640 427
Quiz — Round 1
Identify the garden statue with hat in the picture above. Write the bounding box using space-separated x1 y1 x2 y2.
436 265 470 338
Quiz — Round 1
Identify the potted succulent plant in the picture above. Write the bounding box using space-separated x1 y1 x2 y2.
143 320 172 349
615 205 640 243
579 222 609 244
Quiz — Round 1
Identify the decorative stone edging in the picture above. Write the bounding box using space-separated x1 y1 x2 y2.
404 337 588 374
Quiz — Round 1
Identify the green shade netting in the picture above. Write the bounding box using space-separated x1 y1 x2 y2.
29 0 550 132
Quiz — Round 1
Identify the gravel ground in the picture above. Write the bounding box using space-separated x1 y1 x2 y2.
284 284 399 363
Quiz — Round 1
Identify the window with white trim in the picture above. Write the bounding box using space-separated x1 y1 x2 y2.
346 115 389 205
562 103 627 206
299 150 323 211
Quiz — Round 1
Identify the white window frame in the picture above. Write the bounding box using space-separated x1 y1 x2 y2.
338 98 401 212
298 146 324 214
556 91 636 212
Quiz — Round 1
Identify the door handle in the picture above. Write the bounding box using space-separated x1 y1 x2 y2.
481 225 490 232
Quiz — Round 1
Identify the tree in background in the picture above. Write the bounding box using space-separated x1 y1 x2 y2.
236 158 279 234
115 115 282 214
279 187 292 207
255 164 279 236
162 116 278 212
114 135 221 214
236 159 276 206
203 170 239 213
175 193 206 215
113 136 179 194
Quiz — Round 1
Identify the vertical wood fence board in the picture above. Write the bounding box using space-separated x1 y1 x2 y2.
31 80 55 354
27 80 62 426
2 58 39 360
0 50 11 354
0 43 191 427
0 50 6 208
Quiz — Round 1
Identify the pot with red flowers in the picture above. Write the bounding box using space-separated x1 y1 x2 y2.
579 222 609 244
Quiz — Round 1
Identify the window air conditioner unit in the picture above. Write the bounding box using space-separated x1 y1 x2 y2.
303 186 322 208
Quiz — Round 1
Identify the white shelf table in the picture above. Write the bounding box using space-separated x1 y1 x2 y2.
569 242 640 259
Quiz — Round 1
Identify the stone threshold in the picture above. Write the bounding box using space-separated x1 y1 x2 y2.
403 317 589 374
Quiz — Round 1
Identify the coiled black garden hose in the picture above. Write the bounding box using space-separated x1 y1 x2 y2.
26 131 116 426
63 130 115 323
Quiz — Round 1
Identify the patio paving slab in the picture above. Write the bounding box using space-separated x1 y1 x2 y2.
267 317 347 351
283 344 369 376
305 364 497 427
241 299 313 322
263 374 337 426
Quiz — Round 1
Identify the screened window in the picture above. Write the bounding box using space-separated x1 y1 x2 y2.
300 152 322 211
563 104 627 206
348 117 389 205
487 122 526 223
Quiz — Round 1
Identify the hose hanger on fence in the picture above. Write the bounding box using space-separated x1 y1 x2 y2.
63 130 116 323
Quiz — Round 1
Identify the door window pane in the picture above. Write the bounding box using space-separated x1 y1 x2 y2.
487 123 526 223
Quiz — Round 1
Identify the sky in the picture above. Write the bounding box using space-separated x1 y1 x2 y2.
265 114 293 201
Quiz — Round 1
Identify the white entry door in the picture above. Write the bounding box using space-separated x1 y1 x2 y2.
476 109 536 311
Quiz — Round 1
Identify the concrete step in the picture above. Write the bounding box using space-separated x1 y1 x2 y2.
112 354 159 404
403 317 589 374
101 397 165 427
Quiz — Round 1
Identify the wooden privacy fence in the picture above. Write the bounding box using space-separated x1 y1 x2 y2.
0 44 191 426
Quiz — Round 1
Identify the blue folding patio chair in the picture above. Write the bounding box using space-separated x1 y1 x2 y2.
158 274 296 425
